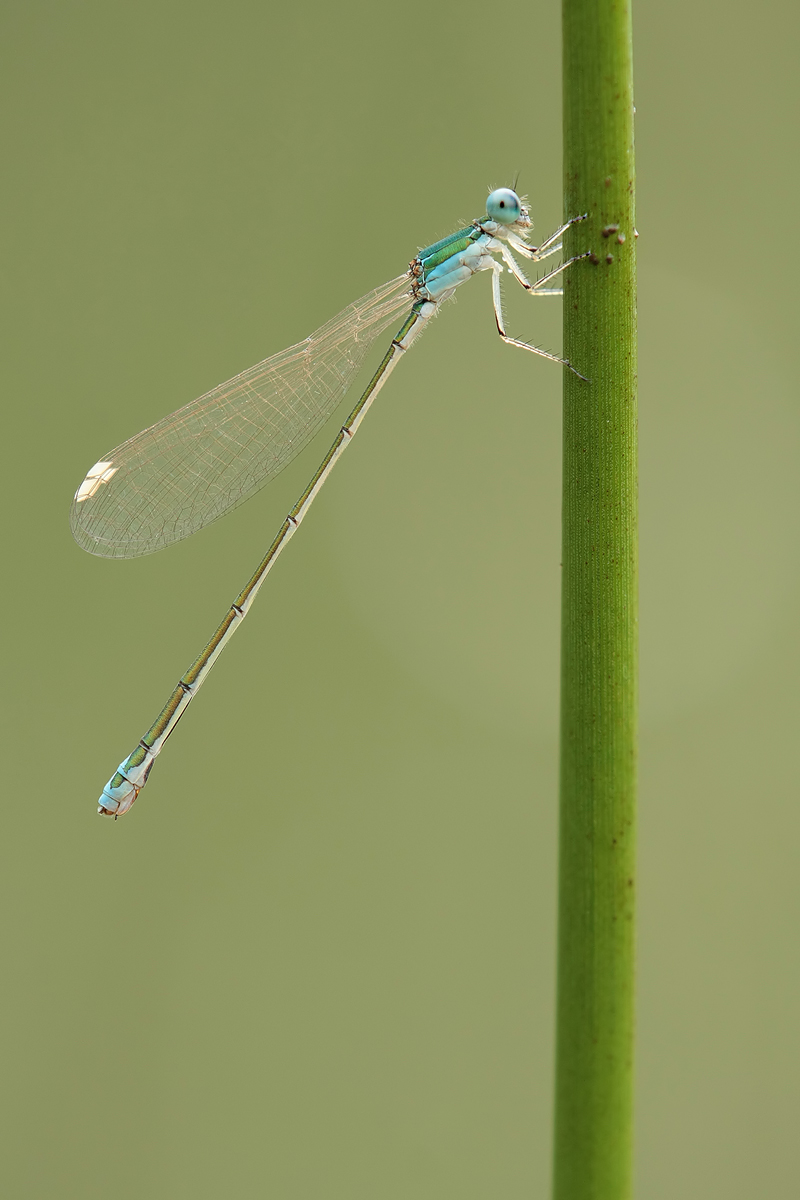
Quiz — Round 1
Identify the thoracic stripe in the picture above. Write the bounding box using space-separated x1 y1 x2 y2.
416 225 481 278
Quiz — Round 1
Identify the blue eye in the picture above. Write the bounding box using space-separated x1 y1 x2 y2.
486 187 521 225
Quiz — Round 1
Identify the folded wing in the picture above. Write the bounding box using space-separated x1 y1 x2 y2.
71 274 412 558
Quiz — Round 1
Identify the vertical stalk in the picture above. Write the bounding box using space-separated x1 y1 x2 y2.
553 1 638 1197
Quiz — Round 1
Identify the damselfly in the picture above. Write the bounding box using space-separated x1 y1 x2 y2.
72 188 589 816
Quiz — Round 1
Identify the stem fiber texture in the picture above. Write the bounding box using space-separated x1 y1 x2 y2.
554 0 638 1197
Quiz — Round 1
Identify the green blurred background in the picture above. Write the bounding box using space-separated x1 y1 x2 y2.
2 1 798 1195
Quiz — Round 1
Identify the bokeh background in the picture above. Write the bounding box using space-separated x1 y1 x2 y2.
2 1 798 1196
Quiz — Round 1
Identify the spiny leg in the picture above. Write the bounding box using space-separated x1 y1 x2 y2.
508 236 564 264
531 252 593 290
499 245 560 295
490 263 588 381
499 244 532 289
500 244 590 297
534 213 588 254
509 213 588 261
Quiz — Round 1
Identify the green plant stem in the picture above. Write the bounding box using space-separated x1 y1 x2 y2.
553 0 638 1197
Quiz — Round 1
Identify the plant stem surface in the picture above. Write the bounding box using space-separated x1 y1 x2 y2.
554 0 638 1196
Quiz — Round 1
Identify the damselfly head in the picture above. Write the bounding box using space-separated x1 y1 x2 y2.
486 187 530 230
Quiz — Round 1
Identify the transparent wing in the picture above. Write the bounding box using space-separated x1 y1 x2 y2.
71 273 413 559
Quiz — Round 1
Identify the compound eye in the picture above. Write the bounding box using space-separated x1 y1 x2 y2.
486 187 521 225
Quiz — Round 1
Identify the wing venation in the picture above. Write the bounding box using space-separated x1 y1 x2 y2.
71 274 412 558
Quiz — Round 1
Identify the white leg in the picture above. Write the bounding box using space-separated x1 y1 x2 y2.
490 263 588 380
508 234 563 263
499 244 533 289
501 244 587 297
509 213 588 261
531 253 593 290
500 245 563 295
